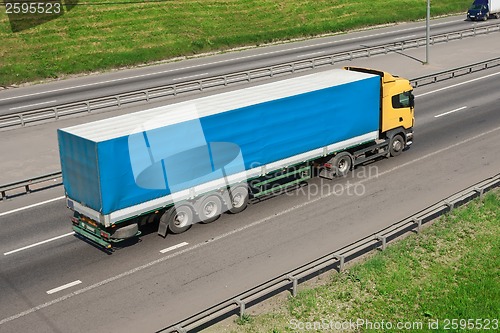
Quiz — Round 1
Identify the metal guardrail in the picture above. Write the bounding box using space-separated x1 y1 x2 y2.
1 23 499 130
411 56 500 87
0 171 62 201
157 173 500 333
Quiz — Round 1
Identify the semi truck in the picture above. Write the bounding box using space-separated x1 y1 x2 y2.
467 0 500 20
58 67 414 250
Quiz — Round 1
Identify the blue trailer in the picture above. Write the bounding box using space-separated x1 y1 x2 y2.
58 67 414 249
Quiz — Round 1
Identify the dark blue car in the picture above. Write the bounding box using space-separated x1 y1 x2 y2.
467 0 500 20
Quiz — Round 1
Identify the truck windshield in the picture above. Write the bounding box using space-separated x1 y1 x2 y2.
392 91 413 109
469 4 484 10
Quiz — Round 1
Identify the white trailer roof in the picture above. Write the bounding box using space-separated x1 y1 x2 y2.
60 69 375 142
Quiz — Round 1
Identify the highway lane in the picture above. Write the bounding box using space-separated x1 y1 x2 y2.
0 32 499 186
0 67 499 332
0 15 491 113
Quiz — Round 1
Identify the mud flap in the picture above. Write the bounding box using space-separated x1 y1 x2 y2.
319 168 335 180
158 219 168 237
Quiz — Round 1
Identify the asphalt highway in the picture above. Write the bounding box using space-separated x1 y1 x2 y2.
0 19 500 333
0 26 499 185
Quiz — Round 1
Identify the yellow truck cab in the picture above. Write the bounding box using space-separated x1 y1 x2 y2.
344 66 414 156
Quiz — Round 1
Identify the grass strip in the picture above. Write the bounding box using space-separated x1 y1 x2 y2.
0 0 471 85
211 189 499 332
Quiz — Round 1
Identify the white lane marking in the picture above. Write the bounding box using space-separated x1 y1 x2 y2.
160 242 189 254
46 280 82 295
297 51 325 58
392 34 417 40
172 73 209 81
0 20 458 102
0 196 65 217
3 232 75 256
434 106 468 118
9 100 57 110
1 124 499 326
415 72 500 98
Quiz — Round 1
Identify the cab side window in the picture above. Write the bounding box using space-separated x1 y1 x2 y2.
392 91 412 109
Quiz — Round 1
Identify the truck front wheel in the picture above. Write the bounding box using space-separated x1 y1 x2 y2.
389 134 405 157
165 205 193 234
331 152 353 177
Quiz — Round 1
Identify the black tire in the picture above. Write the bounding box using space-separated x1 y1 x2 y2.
389 134 405 157
331 152 353 177
195 195 222 224
227 186 249 214
164 205 193 234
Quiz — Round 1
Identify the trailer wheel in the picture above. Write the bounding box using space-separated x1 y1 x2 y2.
196 195 222 224
165 205 193 234
227 186 249 214
389 134 405 157
331 152 353 177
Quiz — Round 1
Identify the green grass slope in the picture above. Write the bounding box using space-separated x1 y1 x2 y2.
213 190 499 333
0 0 471 85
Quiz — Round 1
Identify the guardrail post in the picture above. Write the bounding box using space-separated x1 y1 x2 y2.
234 298 245 318
333 253 345 272
288 275 298 297
473 187 484 199
444 200 454 212
173 325 187 333
1 190 5 201
375 235 387 251
413 218 423 233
